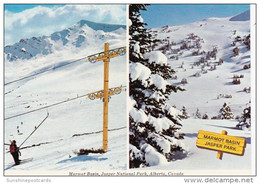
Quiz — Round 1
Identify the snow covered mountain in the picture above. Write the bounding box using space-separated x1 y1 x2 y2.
149 10 251 118
4 20 126 62
136 10 253 173
4 19 126 173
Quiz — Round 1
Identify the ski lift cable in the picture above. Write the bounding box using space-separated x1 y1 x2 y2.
4 57 87 86
18 112 49 148
5 86 127 120
4 93 89 120
4 46 126 86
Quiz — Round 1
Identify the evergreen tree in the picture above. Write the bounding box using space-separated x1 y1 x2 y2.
236 103 251 129
129 5 175 80
202 113 209 119
194 108 201 119
129 4 151 57
219 103 234 119
129 4 185 168
181 106 190 119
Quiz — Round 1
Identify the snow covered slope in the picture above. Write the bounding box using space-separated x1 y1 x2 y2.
140 10 254 173
4 20 125 62
138 118 252 175
4 20 127 174
150 10 251 118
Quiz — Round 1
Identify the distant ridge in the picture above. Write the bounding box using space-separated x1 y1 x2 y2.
4 19 126 62
229 10 250 21
78 20 125 32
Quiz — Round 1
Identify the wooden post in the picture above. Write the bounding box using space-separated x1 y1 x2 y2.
217 130 227 160
103 43 109 152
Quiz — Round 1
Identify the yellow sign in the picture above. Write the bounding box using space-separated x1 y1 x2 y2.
196 130 246 158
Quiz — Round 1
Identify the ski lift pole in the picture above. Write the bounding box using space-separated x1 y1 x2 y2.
103 43 109 152
87 44 126 152
18 112 49 148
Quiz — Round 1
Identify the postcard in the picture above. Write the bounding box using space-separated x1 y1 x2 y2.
3 3 256 180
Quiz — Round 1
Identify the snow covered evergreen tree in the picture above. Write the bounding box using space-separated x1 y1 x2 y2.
202 113 209 119
129 4 185 168
194 108 202 119
236 103 251 129
219 102 234 119
181 106 190 119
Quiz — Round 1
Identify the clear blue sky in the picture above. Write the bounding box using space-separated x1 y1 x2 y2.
141 4 250 28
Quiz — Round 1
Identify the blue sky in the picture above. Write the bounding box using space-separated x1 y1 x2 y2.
4 4 64 12
4 4 126 45
141 4 250 28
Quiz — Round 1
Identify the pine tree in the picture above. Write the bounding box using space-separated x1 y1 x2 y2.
129 4 185 168
194 108 201 119
236 103 251 129
219 103 234 119
129 4 151 57
181 106 190 119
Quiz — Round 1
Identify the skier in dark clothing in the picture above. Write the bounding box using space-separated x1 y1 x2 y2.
9 140 21 165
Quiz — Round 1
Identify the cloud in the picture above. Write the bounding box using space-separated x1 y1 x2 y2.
5 5 126 45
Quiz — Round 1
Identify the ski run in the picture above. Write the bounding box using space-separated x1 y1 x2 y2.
4 20 127 173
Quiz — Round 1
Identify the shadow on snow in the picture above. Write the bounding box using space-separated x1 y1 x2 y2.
57 155 108 164
4 164 15 171
205 124 251 144
184 133 198 138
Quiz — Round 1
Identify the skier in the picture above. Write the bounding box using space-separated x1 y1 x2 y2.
9 140 21 165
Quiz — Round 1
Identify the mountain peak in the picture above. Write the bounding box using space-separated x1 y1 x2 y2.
77 20 125 32
4 19 126 62
229 10 250 21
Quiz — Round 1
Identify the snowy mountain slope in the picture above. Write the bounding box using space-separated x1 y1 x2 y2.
150 10 251 118
136 10 254 172
4 20 126 62
4 25 125 83
5 55 126 119
4 20 127 173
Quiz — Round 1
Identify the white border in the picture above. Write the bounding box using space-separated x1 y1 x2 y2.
1 1 258 182
125 4 130 170
250 4 256 176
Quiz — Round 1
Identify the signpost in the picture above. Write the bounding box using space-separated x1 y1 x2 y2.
87 43 126 152
196 130 246 159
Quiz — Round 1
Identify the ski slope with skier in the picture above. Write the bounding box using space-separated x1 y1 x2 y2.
4 20 127 174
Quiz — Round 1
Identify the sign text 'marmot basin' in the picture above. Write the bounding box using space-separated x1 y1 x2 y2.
196 130 246 156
